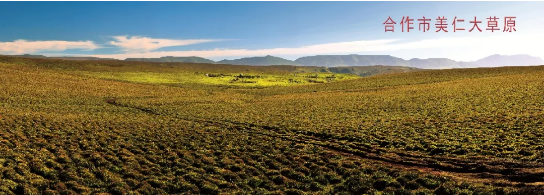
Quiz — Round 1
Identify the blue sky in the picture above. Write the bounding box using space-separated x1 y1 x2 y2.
0 1 542 61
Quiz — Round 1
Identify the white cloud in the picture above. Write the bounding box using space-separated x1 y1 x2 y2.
109 36 219 53
93 39 399 59
0 40 99 54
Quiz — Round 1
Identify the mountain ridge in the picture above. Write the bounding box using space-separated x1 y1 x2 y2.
217 55 300 66
295 54 544 69
125 56 215 63
6 54 544 69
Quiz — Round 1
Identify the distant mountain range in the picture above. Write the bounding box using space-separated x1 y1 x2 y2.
7 54 544 69
472 54 544 68
294 54 544 69
125 56 215 63
295 55 407 67
217 55 300 66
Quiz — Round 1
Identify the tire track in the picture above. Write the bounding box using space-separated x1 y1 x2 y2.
105 98 544 185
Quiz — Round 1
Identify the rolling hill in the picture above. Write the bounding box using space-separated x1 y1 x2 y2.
1 55 543 194
295 55 409 67
327 65 420 77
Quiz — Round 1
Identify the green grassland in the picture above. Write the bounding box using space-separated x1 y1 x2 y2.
1 56 543 194
79 71 357 87
0 56 413 87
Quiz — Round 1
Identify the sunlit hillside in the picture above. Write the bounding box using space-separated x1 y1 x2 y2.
1 56 543 194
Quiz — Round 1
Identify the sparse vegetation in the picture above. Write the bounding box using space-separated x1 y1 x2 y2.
1 56 543 194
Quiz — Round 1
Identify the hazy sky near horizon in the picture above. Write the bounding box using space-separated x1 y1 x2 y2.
0 1 542 61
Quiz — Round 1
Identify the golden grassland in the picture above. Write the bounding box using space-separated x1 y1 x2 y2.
0 56 543 194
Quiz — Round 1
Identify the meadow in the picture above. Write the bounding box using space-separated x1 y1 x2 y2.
0 56 543 194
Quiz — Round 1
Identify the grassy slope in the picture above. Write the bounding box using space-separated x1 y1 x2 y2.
0 56 360 87
1 57 543 194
